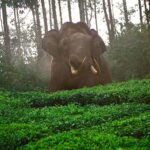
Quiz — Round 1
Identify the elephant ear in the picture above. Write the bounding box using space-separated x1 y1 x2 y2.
42 29 59 57
91 29 106 56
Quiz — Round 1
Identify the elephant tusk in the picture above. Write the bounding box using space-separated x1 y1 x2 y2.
71 66 78 75
91 65 98 74
69 57 78 75
93 58 101 73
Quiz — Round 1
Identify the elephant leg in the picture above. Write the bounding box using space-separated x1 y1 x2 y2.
48 60 67 92
48 69 64 92
48 80 62 92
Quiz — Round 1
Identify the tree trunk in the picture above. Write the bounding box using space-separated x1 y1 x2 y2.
1 1 11 65
0 8 4 33
67 0 72 22
84 0 89 25
78 0 85 22
107 0 115 41
13 6 18 39
94 0 98 31
35 3 42 58
144 0 149 25
58 0 63 26
102 0 111 43
48 0 53 29
41 0 48 32
30 5 39 53
52 0 58 30
122 0 129 30
138 0 143 27
16 8 21 49
88 0 93 27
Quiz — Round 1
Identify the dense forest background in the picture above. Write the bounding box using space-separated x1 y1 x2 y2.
0 0 150 90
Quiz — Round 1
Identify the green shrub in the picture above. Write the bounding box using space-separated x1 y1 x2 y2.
107 27 150 81
0 124 50 150
110 112 150 138
28 79 150 107
0 103 150 149
0 79 150 149
20 129 150 150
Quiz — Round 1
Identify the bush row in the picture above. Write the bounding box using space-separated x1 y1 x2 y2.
0 124 50 150
18 111 150 149
20 127 150 150
1 103 150 149
29 80 150 107
1 79 149 108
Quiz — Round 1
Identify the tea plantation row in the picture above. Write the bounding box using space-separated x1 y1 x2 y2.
0 79 150 149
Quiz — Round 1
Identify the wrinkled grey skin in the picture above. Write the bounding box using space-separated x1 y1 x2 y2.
42 22 111 91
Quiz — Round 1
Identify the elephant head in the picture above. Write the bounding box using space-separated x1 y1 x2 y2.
42 22 111 91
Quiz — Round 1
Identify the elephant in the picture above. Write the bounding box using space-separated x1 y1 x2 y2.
42 22 112 92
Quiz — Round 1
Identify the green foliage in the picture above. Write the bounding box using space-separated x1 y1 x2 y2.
0 124 50 150
107 27 150 81
109 112 150 138
28 79 150 107
0 55 48 91
20 130 150 150
0 79 150 149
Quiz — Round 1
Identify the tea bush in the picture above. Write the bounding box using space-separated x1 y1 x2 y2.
28 79 150 107
0 79 150 149
20 129 150 150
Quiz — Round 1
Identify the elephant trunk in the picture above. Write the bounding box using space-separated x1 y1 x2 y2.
69 56 100 75
69 56 86 75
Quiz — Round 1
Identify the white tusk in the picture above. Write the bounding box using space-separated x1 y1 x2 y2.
91 65 98 74
71 66 78 75
93 58 101 73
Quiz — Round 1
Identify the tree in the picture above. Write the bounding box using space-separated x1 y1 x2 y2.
41 0 48 32
17 0 43 59
88 0 93 26
102 0 111 43
148 0 150 10
1 0 11 65
52 0 58 29
48 0 53 29
58 0 63 26
0 7 4 32
35 2 42 58
107 0 115 41
67 0 72 22
138 0 143 27
30 3 38 45
78 0 85 22
93 0 98 31
84 0 89 24
144 0 149 25
122 0 129 30
13 1 21 50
